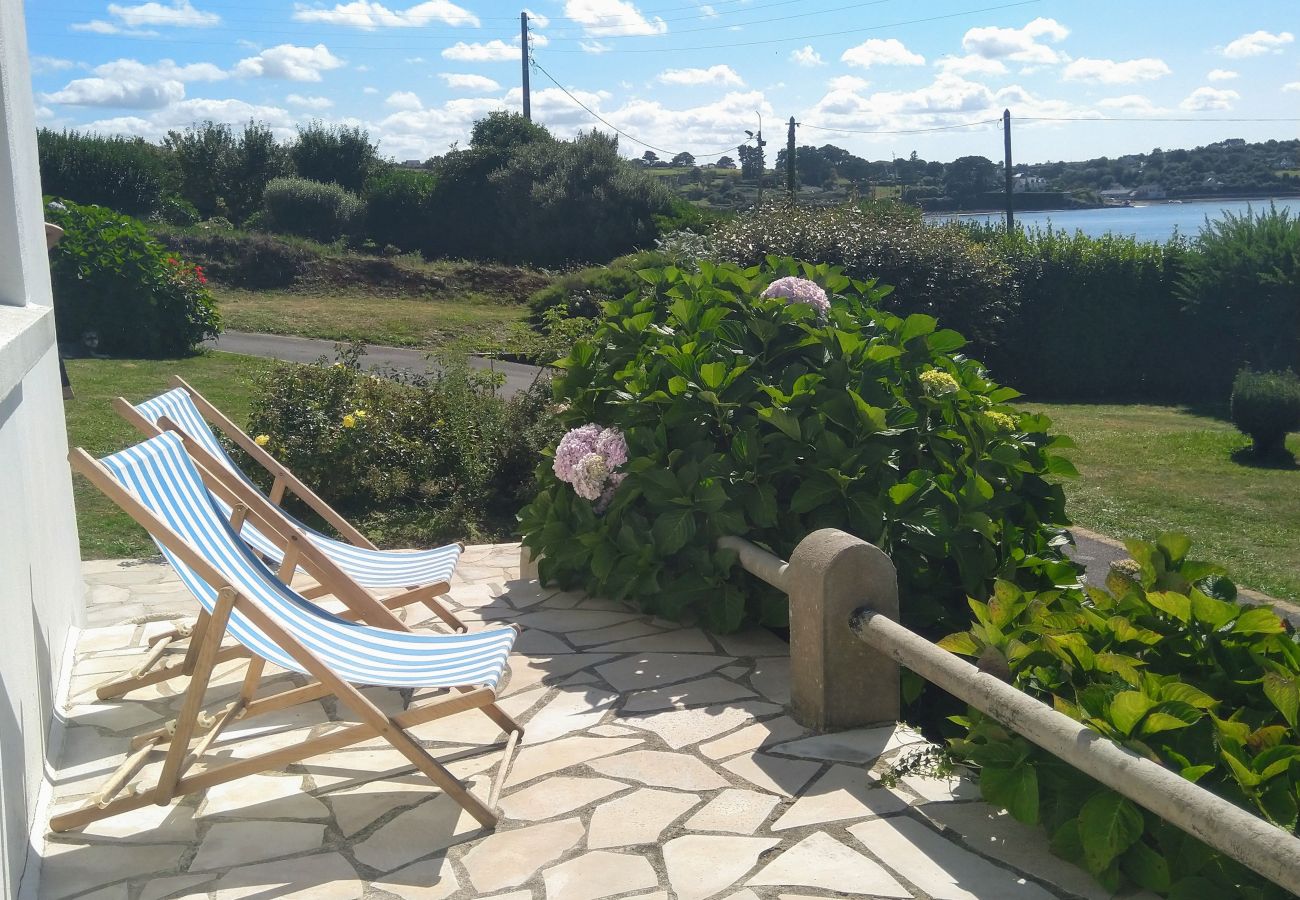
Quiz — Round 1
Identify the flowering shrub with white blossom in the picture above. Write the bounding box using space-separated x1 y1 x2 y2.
520 257 1077 633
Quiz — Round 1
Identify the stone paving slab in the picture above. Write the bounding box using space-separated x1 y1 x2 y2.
30 546 1135 900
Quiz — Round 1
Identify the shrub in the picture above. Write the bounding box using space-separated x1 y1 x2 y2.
225 121 291 224
246 346 560 545
1178 204 1300 378
527 251 671 322
37 129 168 217
973 227 1200 401
933 535 1300 897
712 205 1018 355
262 177 362 243
163 121 236 219
154 196 200 226
363 169 437 254
1231 369 1300 459
289 122 379 195
519 259 1077 633
45 199 220 356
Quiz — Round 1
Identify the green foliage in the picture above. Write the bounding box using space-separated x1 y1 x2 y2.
45 199 219 356
363 169 437 254
37 129 169 217
289 122 379 195
1231 369 1300 460
519 258 1076 632
938 534 1300 898
247 346 561 545
164 121 237 220
154 196 200 226
711 205 1018 354
154 226 316 289
262 176 362 243
527 251 670 322
975 227 1201 400
224 121 291 223
1179 204 1300 376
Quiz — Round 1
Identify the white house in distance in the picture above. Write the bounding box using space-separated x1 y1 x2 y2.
0 0 86 894
1012 173 1049 193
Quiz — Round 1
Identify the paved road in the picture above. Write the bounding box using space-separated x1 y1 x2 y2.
206 331 545 397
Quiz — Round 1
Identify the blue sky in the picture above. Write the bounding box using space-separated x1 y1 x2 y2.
23 0 1300 164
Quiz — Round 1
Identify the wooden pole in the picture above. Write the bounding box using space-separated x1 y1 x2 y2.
787 116 796 200
1003 108 1014 232
521 11 531 121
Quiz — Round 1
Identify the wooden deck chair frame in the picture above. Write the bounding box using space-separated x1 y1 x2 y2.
91 420 471 703
54 448 523 834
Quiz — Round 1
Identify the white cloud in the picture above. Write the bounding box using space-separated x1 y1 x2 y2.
827 75 869 92
386 90 424 110
83 98 299 143
934 54 1007 76
657 65 743 86
790 46 824 67
100 0 219 27
1207 69 1239 81
523 8 550 28
842 38 925 69
286 93 334 109
1222 30 1294 58
439 72 501 91
93 58 228 83
565 0 667 37
363 86 379 94
1180 86 1240 111
962 17 1069 64
41 77 185 109
441 34 546 61
70 20 159 36
32 56 75 74
1097 94 1164 114
580 41 612 54
234 44 345 82
1286 82 1300 93
291 1 479 29
1062 57 1171 85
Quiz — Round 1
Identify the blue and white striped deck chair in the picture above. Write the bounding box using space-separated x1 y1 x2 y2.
116 375 464 596
58 431 522 835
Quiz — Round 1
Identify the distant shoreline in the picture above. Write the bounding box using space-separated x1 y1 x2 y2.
928 195 1299 217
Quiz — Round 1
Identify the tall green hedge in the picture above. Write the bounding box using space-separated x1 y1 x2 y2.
37 129 169 217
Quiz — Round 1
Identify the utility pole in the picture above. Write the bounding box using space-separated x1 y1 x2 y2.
755 112 765 207
1003 108 1014 232
787 115 797 200
521 11 531 121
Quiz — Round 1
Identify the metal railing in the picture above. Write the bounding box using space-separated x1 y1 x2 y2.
721 529 1300 896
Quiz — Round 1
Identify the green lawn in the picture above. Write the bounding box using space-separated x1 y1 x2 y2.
215 287 530 352
65 353 275 559
1029 403 1300 602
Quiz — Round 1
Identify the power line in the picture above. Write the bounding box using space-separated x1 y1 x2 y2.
1020 115 1300 124
802 119 1003 136
530 57 749 159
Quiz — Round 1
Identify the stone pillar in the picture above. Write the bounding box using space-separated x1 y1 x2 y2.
786 528 900 731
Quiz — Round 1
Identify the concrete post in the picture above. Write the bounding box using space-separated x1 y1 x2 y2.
786 528 900 731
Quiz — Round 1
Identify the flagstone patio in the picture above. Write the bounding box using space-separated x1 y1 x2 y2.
34 543 1137 900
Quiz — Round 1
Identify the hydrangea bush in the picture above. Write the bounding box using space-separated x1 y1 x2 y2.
519 258 1078 633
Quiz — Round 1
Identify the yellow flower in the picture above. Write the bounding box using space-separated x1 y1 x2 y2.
354 409 368 419
253 434 270 447
985 411 1018 432
919 368 959 397
342 414 357 429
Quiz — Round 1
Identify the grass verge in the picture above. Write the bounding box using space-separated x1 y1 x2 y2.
66 352 274 559
1030 402 1300 602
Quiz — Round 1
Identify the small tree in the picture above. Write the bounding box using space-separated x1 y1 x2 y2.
164 121 235 219
671 151 695 167
716 155 736 170
226 121 290 224
290 122 379 194
738 143 765 180
641 150 659 165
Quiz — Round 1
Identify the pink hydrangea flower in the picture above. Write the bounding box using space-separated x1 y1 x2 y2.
553 424 628 510
761 276 831 318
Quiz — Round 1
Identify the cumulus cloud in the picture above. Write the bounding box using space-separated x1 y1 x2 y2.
565 0 667 37
1221 30 1293 58
962 17 1069 64
41 77 185 109
1180 86 1239 111
386 90 424 110
1062 57 1171 85
1097 94 1165 114
106 0 219 27
1286 82 1300 93
70 20 159 36
83 98 300 143
657 65 743 86
934 55 1007 76
1207 69 1238 81
439 72 501 91
841 38 925 68
286 93 334 109
291 1 479 29
523 8 550 27
790 46 824 67
827 75 869 91
93 58 228 82
32 56 75 74
580 41 612 54
234 44 345 81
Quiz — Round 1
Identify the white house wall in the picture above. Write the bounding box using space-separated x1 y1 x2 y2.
0 0 87 895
